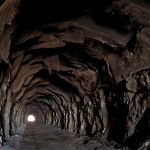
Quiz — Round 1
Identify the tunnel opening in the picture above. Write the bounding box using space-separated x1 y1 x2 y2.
24 105 45 125
27 115 35 123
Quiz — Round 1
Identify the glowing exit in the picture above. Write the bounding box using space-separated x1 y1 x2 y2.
27 115 35 122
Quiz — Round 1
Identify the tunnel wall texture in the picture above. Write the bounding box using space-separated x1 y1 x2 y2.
0 0 150 149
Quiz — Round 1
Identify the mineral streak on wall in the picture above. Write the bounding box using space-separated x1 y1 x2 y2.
0 0 150 149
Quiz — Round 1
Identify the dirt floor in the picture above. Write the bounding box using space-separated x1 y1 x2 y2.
1 124 116 150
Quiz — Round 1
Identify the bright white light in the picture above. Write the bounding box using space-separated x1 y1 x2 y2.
27 115 35 122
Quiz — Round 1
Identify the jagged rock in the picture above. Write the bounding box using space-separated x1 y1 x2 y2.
0 0 150 149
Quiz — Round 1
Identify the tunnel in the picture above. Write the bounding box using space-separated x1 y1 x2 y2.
0 0 150 149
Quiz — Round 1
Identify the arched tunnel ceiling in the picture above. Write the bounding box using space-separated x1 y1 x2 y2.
0 0 150 149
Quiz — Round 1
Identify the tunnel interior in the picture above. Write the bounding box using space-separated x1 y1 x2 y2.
25 105 44 124
0 0 150 149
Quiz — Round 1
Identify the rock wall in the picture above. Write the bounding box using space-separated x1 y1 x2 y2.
0 0 150 149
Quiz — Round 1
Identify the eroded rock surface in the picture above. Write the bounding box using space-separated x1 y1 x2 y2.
0 0 150 149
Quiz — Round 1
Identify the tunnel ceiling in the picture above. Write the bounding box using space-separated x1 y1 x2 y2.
0 0 150 149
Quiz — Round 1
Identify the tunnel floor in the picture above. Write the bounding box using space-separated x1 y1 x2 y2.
2 124 115 150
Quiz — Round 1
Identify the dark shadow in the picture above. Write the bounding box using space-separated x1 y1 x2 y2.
107 81 128 143
0 0 5 6
124 107 150 149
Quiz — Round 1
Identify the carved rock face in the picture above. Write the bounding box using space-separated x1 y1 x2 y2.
0 0 150 149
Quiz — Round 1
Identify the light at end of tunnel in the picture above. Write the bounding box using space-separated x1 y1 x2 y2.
27 115 36 122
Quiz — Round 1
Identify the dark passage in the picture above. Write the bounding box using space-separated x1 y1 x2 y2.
1 0 150 150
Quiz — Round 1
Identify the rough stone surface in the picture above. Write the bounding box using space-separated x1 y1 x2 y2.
1 124 26 150
0 0 150 150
